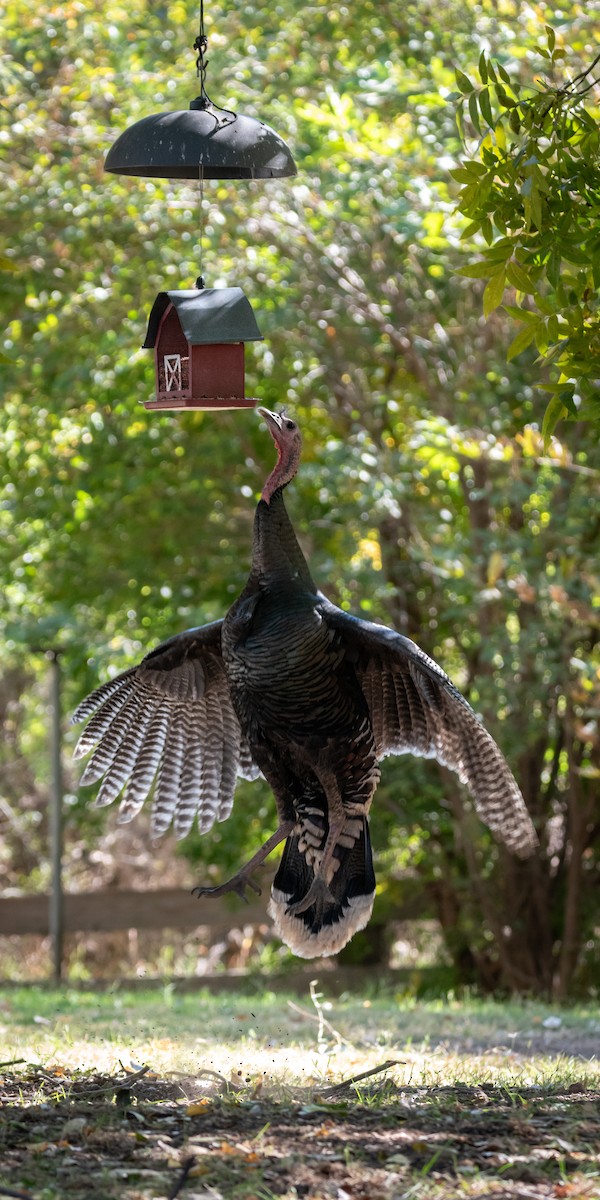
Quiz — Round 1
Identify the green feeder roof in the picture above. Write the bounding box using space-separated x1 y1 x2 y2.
143 287 263 348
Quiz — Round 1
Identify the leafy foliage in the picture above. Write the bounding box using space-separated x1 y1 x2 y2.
452 23 600 439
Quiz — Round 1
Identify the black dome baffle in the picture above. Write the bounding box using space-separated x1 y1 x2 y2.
104 105 297 180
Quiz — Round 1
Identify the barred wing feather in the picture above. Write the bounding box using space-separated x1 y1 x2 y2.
319 600 538 858
72 622 259 839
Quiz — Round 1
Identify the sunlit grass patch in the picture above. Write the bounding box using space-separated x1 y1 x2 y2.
1 983 599 1090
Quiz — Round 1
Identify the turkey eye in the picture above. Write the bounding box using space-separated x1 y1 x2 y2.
285 420 296 430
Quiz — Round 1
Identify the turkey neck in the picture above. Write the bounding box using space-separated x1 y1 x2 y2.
251 485 316 593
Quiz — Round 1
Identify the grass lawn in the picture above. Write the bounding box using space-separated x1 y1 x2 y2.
1 980 599 1199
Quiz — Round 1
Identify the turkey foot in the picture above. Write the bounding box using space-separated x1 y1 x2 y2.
192 873 262 903
286 810 346 919
191 821 295 905
286 876 336 919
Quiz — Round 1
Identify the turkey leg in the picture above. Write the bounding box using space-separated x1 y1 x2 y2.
284 825 344 917
286 771 347 916
191 821 295 904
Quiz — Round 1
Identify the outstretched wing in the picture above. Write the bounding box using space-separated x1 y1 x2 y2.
318 598 537 858
72 621 259 840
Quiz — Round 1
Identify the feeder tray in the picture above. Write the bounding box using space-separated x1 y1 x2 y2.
105 21 295 181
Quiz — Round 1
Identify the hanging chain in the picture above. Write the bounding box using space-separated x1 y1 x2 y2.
190 0 235 125
195 0 207 286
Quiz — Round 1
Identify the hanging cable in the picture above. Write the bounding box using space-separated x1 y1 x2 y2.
196 162 206 289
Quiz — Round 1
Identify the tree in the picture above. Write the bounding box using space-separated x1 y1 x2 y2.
452 23 600 440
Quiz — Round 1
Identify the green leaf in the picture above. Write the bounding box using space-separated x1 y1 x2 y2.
481 217 493 244
460 220 482 240
561 242 593 265
541 394 569 448
535 319 549 352
504 306 539 324
468 91 481 134
478 51 488 85
450 167 473 183
560 391 577 417
495 84 515 108
486 239 515 262
483 269 506 317
531 187 544 231
479 86 493 127
507 323 537 360
455 69 475 94
497 62 511 85
508 108 521 135
545 25 556 52
457 261 496 279
449 165 486 182
506 261 536 292
533 292 555 317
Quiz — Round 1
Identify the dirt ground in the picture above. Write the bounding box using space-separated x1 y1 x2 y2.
2 986 600 1200
2 1064 600 1200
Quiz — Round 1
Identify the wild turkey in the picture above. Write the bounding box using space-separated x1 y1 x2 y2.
73 408 538 958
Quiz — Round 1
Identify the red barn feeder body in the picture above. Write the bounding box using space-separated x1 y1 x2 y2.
142 287 263 410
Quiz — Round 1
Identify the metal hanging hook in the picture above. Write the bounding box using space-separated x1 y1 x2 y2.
193 35 210 101
193 0 210 102
189 0 236 127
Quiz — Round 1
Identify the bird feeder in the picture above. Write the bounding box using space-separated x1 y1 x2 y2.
104 7 296 181
142 285 263 411
105 102 296 182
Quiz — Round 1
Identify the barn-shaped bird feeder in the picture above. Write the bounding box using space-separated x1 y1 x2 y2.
142 286 263 411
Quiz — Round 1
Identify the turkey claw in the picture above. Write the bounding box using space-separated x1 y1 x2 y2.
286 877 336 918
191 876 262 903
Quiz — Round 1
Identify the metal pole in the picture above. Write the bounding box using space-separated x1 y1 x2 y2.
48 650 64 985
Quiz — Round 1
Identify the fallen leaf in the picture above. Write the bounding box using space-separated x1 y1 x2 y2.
186 1099 212 1115
61 1117 88 1141
121 1058 159 1078
316 1122 334 1136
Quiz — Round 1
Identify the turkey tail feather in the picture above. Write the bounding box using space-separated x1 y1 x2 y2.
268 818 376 958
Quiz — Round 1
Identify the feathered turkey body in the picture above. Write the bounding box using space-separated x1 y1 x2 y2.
73 409 538 958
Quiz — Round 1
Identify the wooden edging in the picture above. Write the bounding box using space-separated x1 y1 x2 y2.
0 888 268 936
0 965 439 994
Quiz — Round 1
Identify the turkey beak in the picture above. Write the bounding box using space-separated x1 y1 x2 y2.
257 407 284 436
